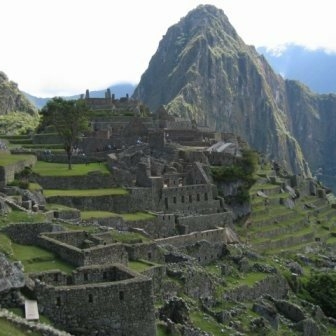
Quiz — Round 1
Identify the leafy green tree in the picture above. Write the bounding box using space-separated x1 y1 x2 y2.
305 272 336 318
41 97 90 169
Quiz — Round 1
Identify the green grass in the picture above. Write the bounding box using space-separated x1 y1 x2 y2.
128 260 156 272
81 211 155 221
28 182 42 191
0 318 41 336
190 310 224 335
238 272 268 286
0 211 47 227
0 233 13 256
108 230 151 244
0 153 35 166
44 188 128 197
11 242 74 274
33 161 110 176
80 211 120 219
8 307 52 327
45 203 78 211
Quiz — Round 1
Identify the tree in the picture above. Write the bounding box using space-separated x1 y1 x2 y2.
41 97 90 169
305 271 336 318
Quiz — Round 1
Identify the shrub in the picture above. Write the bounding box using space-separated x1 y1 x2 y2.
304 271 336 318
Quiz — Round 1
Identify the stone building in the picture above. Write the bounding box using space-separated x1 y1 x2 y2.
30 264 156 336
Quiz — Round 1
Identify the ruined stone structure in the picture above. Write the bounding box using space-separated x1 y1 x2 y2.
30 264 156 336
0 94 261 335
0 155 36 187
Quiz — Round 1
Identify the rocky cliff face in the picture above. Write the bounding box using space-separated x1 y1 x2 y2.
0 71 37 116
133 5 336 187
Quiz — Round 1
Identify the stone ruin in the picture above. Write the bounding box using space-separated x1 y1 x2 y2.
29 264 156 336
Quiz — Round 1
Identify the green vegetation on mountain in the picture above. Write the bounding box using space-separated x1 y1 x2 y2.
0 112 40 136
133 4 336 192
0 71 38 135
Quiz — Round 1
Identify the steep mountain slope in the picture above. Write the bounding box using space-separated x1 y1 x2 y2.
0 71 37 116
133 5 336 188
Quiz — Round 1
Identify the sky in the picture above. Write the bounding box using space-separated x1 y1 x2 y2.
1 0 336 97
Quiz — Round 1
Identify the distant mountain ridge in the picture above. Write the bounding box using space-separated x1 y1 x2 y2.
24 83 136 109
258 45 336 94
133 4 336 191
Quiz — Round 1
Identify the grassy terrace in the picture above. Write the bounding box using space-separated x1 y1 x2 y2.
0 317 43 336
44 188 128 197
33 161 110 176
0 233 74 274
0 211 47 228
128 260 156 272
0 153 35 165
81 211 155 221
108 230 151 243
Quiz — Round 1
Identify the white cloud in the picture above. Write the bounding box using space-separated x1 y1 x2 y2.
1 0 336 97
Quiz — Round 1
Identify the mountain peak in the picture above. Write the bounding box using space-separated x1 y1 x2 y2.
133 4 310 177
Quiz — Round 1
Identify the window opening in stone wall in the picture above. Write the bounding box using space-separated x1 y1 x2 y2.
56 297 61 306
84 272 88 281
119 291 124 301
189 195 192 203
89 294 93 303
181 195 185 203
204 193 208 201
173 196 176 204
148 252 152 260
197 194 200 201
165 197 168 209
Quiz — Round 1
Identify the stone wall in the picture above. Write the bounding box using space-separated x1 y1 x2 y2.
38 233 128 267
83 212 176 239
158 184 221 213
41 231 88 248
129 187 155 210
205 151 236 166
142 264 167 296
82 244 128 266
37 234 85 267
45 194 133 212
216 180 245 197
124 242 164 263
2 223 63 245
35 171 123 189
32 133 62 144
0 308 72 336
0 155 36 187
33 264 156 336
155 227 229 248
53 208 81 221
177 211 233 234
223 274 289 302
181 240 226 265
